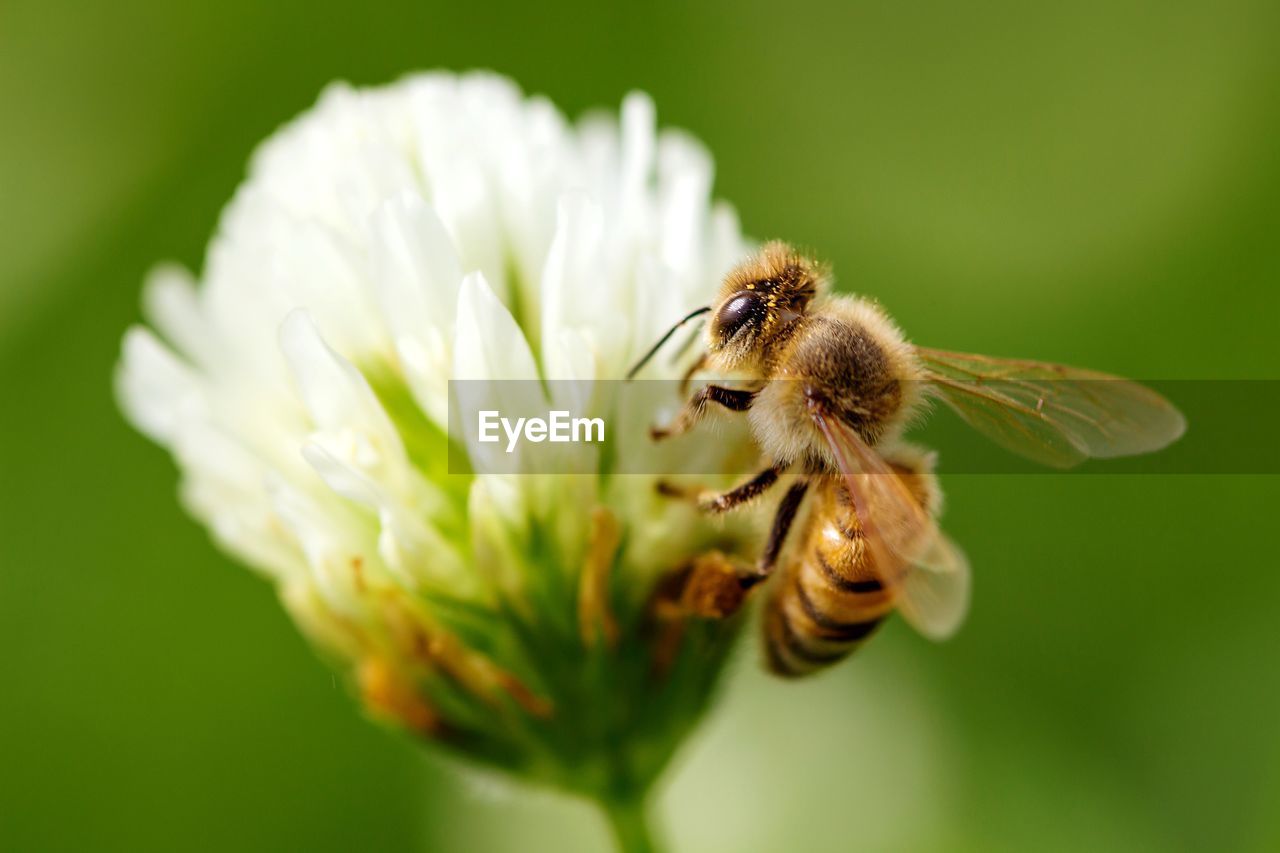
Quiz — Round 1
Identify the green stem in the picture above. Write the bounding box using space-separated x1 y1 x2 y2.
601 792 660 853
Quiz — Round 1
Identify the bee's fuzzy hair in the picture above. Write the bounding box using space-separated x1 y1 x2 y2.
717 240 830 306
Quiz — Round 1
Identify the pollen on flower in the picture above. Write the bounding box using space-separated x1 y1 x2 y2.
359 657 441 735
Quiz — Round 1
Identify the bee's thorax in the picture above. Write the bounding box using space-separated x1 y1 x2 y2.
744 296 924 471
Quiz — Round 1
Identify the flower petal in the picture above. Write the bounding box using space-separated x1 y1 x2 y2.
142 263 215 367
278 309 401 450
453 271 539 383
116 326 205 445
369 190 464 425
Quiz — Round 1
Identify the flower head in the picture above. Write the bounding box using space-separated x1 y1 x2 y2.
117 71 758 818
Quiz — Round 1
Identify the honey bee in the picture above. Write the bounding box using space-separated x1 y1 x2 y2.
630 241 1185 677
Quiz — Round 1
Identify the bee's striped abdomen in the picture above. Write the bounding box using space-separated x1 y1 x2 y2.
763 480 894 677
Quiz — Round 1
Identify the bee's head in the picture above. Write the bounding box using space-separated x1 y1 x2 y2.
708 241 826 366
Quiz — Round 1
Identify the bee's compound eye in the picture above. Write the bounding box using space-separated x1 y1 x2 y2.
714 292 760 341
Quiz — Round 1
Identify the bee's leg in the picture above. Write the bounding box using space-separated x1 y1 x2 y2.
744 480 809 588
651 550 755 622
649 481 810 673
649 549 756 675
677 352 708 396
694 464 782 514
650 384 756 441
654 463 781 513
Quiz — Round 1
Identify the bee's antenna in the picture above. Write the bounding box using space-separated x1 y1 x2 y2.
668 321 705 366
625 306 711 380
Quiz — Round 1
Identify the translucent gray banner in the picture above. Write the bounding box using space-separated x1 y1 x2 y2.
445 380 1277 475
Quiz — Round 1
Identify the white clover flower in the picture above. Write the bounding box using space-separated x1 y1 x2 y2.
117 71 758 849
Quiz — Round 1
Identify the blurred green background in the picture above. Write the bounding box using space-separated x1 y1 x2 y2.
3 1 1278 850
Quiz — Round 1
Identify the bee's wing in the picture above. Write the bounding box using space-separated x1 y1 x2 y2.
898 530 970 641
810 403 970 640
916 348 1186 469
